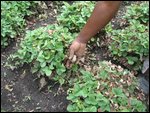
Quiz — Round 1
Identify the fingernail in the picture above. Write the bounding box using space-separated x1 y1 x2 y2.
72 55 76 63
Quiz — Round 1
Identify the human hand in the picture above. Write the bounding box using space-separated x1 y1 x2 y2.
66 38 86 68
69 38 86 60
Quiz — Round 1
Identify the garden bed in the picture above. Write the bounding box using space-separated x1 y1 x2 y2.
1 1 149 112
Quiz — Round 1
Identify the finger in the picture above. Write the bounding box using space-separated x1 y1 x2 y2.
72 55 77 63
66 60 73 69
66 60 71 69
69 49 74 60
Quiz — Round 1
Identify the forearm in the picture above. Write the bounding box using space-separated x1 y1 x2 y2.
77 1 121 43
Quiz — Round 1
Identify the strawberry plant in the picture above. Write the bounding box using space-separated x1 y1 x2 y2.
9 24 77 84
108 21 149 70
67 70 108 112
1 1 37 48
124 2 149 24
57 1 95 32
67 61 147 112
105 2 149 71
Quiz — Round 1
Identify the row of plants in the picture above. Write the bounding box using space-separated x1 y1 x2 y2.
9 25 77 85
7 1 148 112
1 1 38 48
67 61 146 112
57 1 95 32
8 1 95 85
105 2 149 71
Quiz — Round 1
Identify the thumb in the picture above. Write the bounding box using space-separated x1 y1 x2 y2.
69 48 74 60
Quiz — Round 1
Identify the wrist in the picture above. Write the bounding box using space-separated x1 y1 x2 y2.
76 35 88 44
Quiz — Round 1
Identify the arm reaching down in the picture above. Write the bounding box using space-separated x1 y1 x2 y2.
69 1 121 60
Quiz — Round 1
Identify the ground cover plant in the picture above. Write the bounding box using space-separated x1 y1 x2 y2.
67 61 147 112
8 25 77 85
57 1 95 32
1 1 149 112
1 1 38 48
105 2 149 71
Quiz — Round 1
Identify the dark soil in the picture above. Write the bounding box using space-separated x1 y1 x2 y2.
1 29 69 112
1 63 68 112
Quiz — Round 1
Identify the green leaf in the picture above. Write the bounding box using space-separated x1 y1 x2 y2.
112 88 124 97
40 62 46 68
126 56 138 65
49 64 54 70
128 60 134 65
71 64 78 72
59 78 65 85
98 99 110 112
90 106 97 112
85 95 97 105
80 70 93 81
37 51 45 62
99 70 108 80
130 98 146 112
67 104 75 112
117 97 128 106
83 106 97 112
75 87 88 98
67 94 76 100
42 66 52 76
56 66 66 75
